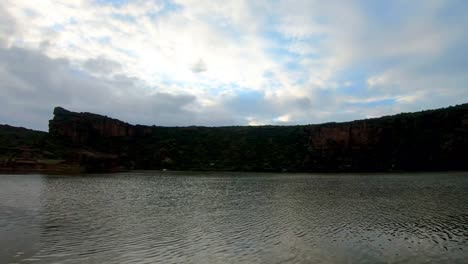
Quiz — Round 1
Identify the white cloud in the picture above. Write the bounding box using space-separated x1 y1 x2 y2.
367 74 394 88
275 115 290 123
0 0 467 129
190 58 207 73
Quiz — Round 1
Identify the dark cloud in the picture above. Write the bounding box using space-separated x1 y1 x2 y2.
1 46 297 130
0 46 205 130
1 45 465 132
0 46 336 130
83 56 122 75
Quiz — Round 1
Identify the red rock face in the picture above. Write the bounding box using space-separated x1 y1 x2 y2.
49 107 144 145
48 104 468 172
308 121 379 149
89 119 131 137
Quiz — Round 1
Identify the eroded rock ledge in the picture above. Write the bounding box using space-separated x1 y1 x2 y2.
47 104 468 172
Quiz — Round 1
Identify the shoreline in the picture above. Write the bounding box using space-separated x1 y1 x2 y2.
2 168 468 176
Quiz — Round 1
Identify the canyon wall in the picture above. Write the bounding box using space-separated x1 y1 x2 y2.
49 107 152 145
48 104 468 172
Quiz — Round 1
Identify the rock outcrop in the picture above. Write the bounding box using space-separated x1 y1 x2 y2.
49 107 146 145
47 104 468 172
304 106 468 171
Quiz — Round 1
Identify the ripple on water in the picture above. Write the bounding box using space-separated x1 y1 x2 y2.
0 172 467 263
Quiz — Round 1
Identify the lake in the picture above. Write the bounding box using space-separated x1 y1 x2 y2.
0 172 467 263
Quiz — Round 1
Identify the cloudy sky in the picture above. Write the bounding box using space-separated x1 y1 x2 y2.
1 0 467 131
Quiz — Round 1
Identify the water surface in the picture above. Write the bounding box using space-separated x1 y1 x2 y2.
1 172 467 263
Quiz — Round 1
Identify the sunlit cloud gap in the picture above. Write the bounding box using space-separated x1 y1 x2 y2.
1 0 467 130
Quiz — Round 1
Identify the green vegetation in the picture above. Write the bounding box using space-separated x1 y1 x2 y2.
0 125 46 159
2 103 468 173
124 125 310 171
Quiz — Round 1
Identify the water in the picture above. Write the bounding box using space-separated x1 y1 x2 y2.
0 172 467 264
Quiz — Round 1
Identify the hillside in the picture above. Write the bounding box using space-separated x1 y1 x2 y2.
45 104 468 172
0 124 47 159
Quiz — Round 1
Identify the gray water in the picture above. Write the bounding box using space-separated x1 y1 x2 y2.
0 172 467 264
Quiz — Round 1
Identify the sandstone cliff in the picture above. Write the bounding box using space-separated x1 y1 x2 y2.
305 106 468 171
48 104 468 172
49 107 152 145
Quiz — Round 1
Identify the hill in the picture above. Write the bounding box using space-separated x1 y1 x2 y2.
44 103 468 172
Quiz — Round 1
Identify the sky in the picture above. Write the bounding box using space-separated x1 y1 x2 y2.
1 0 468 131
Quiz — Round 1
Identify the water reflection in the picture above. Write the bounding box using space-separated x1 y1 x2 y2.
0 175 45 263
0 172 467 263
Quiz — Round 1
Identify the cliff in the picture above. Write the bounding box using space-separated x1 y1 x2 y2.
49 107 152 145
305 106 468 171
47 104 468 172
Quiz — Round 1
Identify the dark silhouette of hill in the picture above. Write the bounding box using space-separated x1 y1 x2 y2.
1 104 468 172
47 103 468 172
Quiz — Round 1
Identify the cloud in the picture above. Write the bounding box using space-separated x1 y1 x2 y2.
0 3 16 47
83 56 122 75
0 0 467 130
0 46 201 130
190 58 207 73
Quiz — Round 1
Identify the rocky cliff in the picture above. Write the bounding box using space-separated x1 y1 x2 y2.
49 107 152 145
305 106 468 171
48 104 468 172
